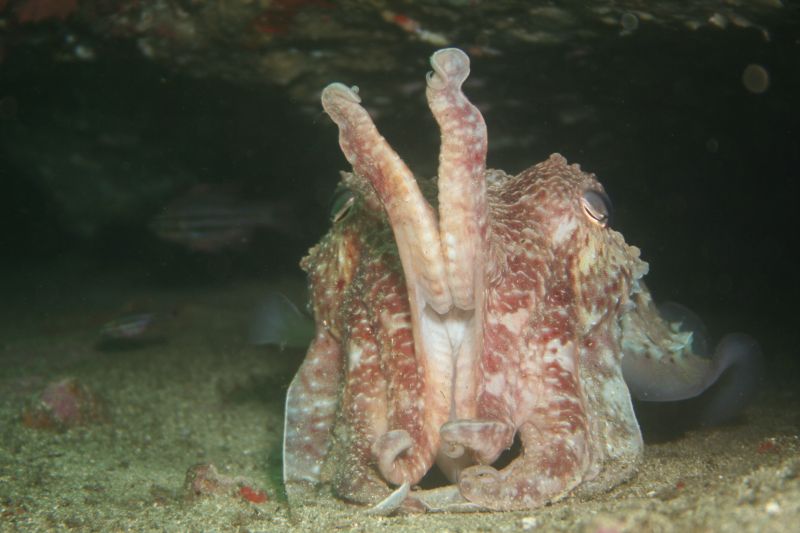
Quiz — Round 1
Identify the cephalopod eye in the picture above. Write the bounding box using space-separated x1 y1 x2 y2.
330 186 356 223
581 189 612 227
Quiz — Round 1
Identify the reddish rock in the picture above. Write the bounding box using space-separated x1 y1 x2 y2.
184 463 231 499
184 463 268 504
21 377 106 431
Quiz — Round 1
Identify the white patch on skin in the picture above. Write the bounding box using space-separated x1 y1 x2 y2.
348 344 364 371
582 305 604 329
579 238 598 275
313 397 337 410
499 307 529 336
545 375 564 387
543 341 576 372
553 216 577 244
429 99 444 112
517 387 538 413
380 309 408 336
444 233 458 261
564 434 584 452
397 392 414 411
484 372 506 395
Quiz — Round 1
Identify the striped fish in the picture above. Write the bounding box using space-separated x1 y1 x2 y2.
150 185 291 252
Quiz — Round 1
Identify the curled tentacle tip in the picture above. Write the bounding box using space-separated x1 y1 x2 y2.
444 442 466 459
372 429 414 484
428 48 470 90
321 83 361 108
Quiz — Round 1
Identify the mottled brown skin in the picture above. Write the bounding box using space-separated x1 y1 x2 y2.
283 49 760 513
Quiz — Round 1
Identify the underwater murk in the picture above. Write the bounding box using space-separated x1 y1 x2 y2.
0 2 798 531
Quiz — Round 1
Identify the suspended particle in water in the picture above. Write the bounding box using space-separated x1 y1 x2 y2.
620 12 639 32
742 64 769 94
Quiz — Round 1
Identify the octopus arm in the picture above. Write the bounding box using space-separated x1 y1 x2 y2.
283 328 342 499
426 48 488 311
320 83 452 315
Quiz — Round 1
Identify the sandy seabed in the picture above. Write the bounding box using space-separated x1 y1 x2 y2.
0 271 797 533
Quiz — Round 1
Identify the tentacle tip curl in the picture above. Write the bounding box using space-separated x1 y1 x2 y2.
321 83 361 113
427 48 470 91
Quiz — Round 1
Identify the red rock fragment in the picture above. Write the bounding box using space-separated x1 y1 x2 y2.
239 485 268 503
21 377 106 431
756 438 779 454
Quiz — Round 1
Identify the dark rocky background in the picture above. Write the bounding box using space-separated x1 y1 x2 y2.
0 0 798 383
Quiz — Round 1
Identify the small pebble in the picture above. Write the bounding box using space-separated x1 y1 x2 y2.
765 500 781 515
521 516 539 530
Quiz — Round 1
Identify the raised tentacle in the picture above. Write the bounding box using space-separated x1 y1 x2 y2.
426 48 488 311
321 83 452 315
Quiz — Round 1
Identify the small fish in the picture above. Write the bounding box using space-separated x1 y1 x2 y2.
150 185 292 253
100 313 155 340
97 312 165 350
249 292 314 350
